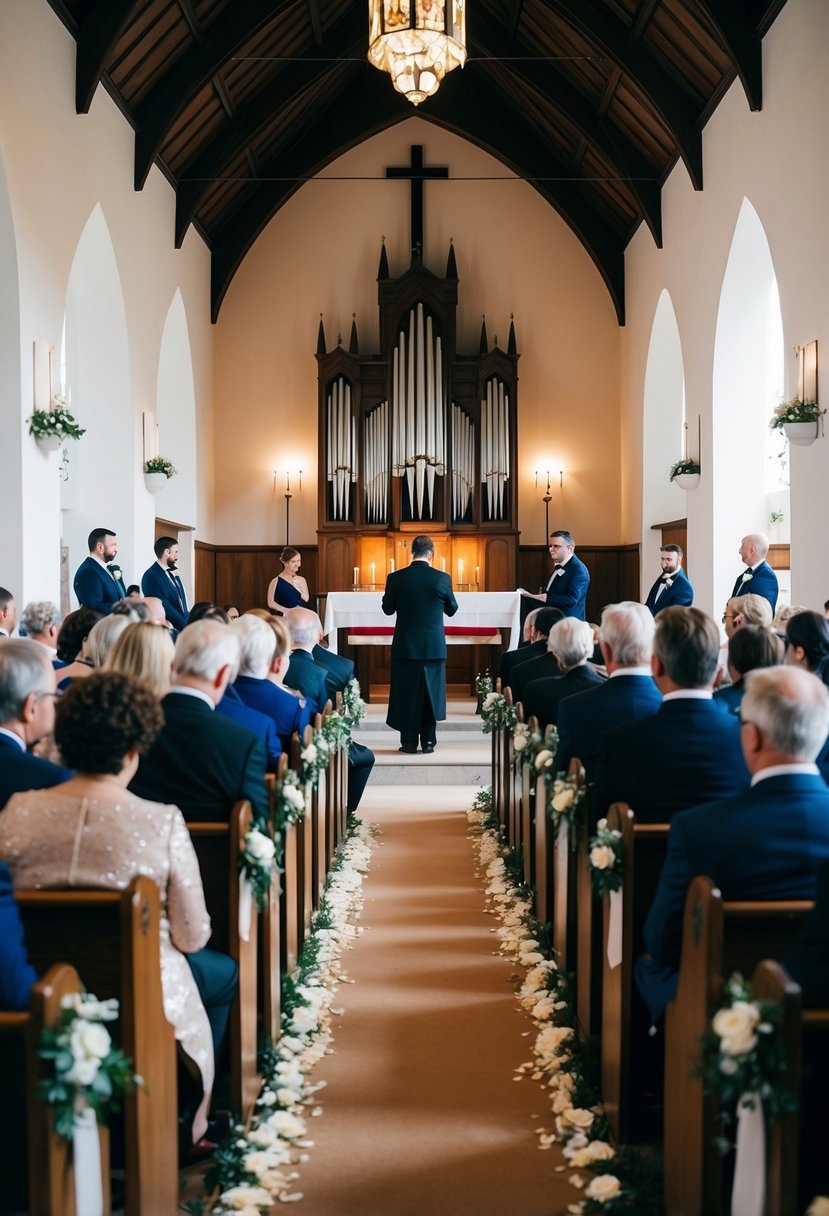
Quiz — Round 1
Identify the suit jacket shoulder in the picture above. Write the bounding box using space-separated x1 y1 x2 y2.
0 861 37 1010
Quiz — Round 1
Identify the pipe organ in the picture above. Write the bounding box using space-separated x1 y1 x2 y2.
317 240 519 592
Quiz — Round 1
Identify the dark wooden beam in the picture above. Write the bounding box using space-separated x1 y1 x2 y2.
133 0 296 190
471 12 661 246
632 0 660 42
546 0 704 189
213 75 235 119
174 7 365 247
74 0 142 114
306 0 324 46
177 0 205 44
695 0 763 111
508 0 524 37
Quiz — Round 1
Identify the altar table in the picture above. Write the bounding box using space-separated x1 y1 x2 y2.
321 590 523 656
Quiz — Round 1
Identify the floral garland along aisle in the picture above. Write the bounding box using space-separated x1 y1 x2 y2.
467 786 661 1216
188 818 376 1214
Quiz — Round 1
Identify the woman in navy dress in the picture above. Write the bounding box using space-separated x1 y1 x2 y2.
267 547 309 613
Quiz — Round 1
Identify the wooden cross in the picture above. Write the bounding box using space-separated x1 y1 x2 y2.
385 145 449 259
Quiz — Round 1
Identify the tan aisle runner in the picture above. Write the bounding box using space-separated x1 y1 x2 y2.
297 784 573 1216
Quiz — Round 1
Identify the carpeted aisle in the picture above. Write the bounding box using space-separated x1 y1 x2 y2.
297 779 573 1216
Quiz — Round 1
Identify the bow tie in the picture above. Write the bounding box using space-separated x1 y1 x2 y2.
659 575 672 584
743 567 753 576
553 563 564 570
168 567 179 576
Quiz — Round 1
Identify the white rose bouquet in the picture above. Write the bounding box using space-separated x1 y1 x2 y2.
240 825 278 909
273 769 307 831
548 776 586 843
38 992 139 1141
588 819 623 897
28 396 86 442
480 690 517 734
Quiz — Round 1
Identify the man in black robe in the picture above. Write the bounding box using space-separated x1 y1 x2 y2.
381 535 458 754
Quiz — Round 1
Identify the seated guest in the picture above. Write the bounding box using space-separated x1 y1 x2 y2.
722 592 773 638
112 598 150 622
0 586 17 637
499 609 554 691
213 616 282 768
522 618 604 728
0 672 231 1146
785 857 829 1007
54 606 101 671
224 604 240 621
0 640 71 808
125 584 141 598
555 601 661 774
713 625 784 716
186 602 230 627
0 862 37 1010
20 601 61 658
594 607 749 823
637 666 829 1022
58 613 131 689
506 607 565 703
784 610 829 686
772 604 809 635
105 621 175 698
234 614 311 749
130 620 268 825
311 637 355 703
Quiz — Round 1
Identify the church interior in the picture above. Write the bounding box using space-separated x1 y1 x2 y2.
1 0 829 1212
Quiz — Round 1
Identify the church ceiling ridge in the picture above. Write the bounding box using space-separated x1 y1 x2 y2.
47 0 788 325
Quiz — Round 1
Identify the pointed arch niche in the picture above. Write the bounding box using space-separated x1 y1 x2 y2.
642 290 686 589
712 198 786 612
61 205 134 599
155 289 197 590
0 150 23 592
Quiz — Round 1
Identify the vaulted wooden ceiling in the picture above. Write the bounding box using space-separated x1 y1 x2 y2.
46 0 788 323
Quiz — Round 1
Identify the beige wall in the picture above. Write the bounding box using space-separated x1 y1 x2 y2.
214 117 621 550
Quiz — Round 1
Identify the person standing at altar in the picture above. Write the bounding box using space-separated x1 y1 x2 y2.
73 527 127 614
731 532 779 614
644 544 694 615
519 531 590 621
382 534 458 754
141 535 188 631
267 547 310 613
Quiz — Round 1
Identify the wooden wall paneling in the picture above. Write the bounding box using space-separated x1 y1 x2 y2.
194 541 216 604
650 518 688 581
482 535 516 591
195 545 318 614
519 544 640 622
319 536 356 594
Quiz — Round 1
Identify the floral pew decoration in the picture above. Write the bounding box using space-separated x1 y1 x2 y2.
299 679 369 789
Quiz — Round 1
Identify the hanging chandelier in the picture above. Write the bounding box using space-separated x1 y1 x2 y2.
368 1 467 108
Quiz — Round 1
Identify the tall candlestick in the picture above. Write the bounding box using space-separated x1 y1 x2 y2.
459 559 464 583
475 565 480 585
441 557 446 572
353 566 359 587
370 562 376 585
390 559 395 573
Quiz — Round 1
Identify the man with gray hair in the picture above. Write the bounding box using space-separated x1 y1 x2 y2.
722 592 772 639
594 606 748 823
0 586 17 638
522 618 604 727
129 619 268 823
555 602 661 774
638 666 829 1022
215 616 283 767
731 532 778 614
283 608 330 715
0 640 70 808
20 601 62 658
233 615 312 751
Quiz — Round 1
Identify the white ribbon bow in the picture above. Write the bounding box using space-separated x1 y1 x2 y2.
606 889 623 970
73 1107 104 1216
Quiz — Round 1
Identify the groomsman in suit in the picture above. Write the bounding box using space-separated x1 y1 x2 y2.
519 531 590 620
555 602 661 775
0 587 16 637
522 618 604 727
644 545 693 615
594 606 749 824
141 536 188 631
0 640 71 808
73 527 126 614
382 534 458 754
731 532 778 614
637 666 829 1022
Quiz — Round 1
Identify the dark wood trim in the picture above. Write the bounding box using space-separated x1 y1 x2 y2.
650 517 687 531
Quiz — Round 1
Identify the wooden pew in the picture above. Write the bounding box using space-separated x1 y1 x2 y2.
571 757 606 1043
501 686 514 845
599 804 670 1144
263 765 285 1041
15 877 179 1216
491 677 504 832
0 962 110 1215
663 877 813 1215
187 801 261 1124
310 711 327 911
523 714 539 892
282 732 308 974
508 698 524 855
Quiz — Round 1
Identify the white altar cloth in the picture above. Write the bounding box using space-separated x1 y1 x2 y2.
321 590 523 655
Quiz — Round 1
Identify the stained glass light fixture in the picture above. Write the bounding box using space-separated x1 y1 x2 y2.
368 0 467 107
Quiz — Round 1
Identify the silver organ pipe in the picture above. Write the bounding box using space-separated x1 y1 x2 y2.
481 375 510 521
326 376 357 521
391 302 446 519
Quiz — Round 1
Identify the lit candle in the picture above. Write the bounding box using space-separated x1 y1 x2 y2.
475 565 480 585
390 559 395 572
353 566 359 586
459 559 464 583
441 557 446 572
370 562 376 584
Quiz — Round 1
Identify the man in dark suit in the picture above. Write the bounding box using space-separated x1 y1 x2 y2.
637 666 829 1022
522 618 605 727
141 535 188 631
644 544 694 615
73 527 126 614
217 683 282 768
0 640 71 809
382 534 458 754
502 607 563 700
312 641 355 703
0 862 37 1010
130 619 268 824
555 601 661 775
731 532 778 614
518 531 590 620
232 616 312 752
0 586 17 637
594 606 749 824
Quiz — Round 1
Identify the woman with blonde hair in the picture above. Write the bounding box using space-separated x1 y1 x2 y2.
266 546 309 612
105 620 175 697
57 612 131 688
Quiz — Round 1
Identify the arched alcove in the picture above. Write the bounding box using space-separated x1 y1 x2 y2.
712 198 785 613
642 289 686 591
61 204 134 601
155 289 197 590
0 150 23 593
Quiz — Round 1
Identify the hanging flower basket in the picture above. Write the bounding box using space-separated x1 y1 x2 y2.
782 420 818 447
143 455 176 492
36 434 63 453
674 472 700 490
144 472 168 492
769 396 823 447
28 397 86 453
669 458 700 490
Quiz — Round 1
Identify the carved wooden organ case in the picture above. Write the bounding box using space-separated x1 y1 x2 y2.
316 242 519 592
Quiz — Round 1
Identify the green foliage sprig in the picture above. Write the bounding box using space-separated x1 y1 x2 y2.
28 398 86 442
144 455 177 477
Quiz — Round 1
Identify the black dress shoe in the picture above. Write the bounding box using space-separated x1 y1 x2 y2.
398 746 418 754
422 743 435 754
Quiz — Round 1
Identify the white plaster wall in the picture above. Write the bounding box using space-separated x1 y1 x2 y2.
214 118 621 549
623 0 829 616
0 0 214 607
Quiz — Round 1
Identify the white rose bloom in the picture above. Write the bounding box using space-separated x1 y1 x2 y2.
806 1199 829 1216
552 787 575 812
246 831 276 862
585 1174 622 1203
284 785 305 811
65 1057 98 1086
712 1001 760 1056
513 733 528 752
589 844 616 871
71 1020 112 1062
483 692 499 709
220 1184 275 1209
291 1006 318 1035
568 1140 616 1168
266 1110 306 1139
534 749 553 770
301 744 318 764
557 1107 595 1133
